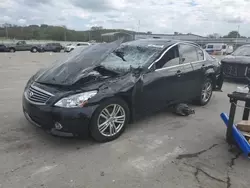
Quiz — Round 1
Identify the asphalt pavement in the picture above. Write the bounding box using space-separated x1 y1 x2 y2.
1 52 250 188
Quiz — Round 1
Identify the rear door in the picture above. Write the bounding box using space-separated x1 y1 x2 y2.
179 43 207 98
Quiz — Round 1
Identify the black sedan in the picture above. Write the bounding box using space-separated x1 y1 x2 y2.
221 45 250 79
22 39 223 142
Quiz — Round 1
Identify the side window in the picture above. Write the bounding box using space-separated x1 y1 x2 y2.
197 48 204 61
207 45 213 49
155 45 180 69
179 44 199 64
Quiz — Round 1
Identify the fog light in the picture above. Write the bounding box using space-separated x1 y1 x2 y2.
54 122 63 130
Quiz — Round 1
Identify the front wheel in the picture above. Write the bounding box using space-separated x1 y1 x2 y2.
90 98 129 142
196 78 213 106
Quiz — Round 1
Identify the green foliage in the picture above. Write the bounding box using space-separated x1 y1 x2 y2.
223 31 244 38
0 24 134 42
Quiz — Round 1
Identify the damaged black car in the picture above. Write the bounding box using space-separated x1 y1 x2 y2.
22 39 223 142
221 44 250 79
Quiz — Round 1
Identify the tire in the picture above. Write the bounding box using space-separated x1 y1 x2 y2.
196 78 213 106
9 48 15 53
31 47 38 53
90 98 130 142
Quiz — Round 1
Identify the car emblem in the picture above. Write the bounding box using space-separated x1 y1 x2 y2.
29 91 34 97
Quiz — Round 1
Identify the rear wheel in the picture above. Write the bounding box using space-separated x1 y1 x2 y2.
90 98 129 142
196 78 213 106
31 47 38 53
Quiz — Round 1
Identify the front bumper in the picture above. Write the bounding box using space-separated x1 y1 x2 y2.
221 63 249 79
22 94 98 137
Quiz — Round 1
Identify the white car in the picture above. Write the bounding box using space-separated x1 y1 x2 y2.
64 42 91 52
205 43 234 55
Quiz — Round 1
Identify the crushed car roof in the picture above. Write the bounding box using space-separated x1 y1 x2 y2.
125 39 199 49
125 39 178 49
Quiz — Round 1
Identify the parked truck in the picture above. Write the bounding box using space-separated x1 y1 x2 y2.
6 41 42 53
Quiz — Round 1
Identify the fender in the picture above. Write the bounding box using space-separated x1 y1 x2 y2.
204 68 215 76
204 68 217 88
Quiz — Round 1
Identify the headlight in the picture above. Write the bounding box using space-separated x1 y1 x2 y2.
54 90 97 108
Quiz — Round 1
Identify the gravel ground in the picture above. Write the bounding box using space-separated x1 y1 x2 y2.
1 52 250 188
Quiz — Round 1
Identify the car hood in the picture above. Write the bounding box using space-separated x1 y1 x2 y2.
34 39 123 86
221 55 250 64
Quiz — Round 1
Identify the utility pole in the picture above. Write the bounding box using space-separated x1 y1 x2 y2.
235 25 240 47
138 20 140 33
5 24 8 38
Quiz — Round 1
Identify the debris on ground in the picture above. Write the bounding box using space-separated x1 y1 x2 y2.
172 103 195 116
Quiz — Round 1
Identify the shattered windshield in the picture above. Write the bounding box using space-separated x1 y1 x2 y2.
100 44 162 71
232 46 250 56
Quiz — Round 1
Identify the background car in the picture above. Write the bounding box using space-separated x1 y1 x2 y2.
205 43 233 55
5 40 42 53
0 44 10 52
221 44 250 79
64 42 91 52
40 43 62 52
22 39 223 142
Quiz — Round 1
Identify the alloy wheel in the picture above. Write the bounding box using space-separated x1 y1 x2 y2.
201 81 212 103
97 104 126 137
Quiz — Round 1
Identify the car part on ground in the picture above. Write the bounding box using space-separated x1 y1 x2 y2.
172 103 195 116
22 38 223 142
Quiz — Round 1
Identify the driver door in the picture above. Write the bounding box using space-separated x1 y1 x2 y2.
135 45 183 115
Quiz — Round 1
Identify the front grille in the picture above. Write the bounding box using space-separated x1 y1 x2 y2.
222 63 249 78
26 85 53 104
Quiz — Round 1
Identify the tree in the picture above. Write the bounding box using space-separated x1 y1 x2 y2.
0 24 134 42
91 26 103 31
207 33 221 39
223 31 240 38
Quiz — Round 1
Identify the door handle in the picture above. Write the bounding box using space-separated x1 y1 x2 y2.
176 70 182 77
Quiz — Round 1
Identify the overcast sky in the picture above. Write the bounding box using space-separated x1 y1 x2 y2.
0 0 250 36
